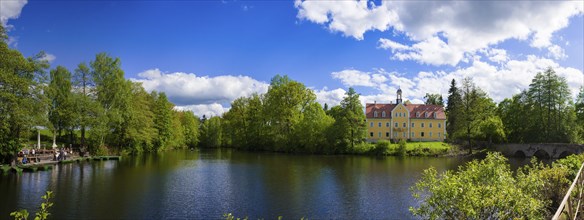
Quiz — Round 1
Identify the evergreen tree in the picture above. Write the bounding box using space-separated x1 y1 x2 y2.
446 79 462 141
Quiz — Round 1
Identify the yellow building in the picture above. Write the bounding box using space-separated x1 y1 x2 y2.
365 88 446 142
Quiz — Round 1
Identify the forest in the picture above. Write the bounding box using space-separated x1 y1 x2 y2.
2 24 584 164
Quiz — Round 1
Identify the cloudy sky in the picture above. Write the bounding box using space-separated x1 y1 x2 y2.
2 0 583 117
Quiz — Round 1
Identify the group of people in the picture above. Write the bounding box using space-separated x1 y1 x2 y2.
18 148 36 164
54 148 74 161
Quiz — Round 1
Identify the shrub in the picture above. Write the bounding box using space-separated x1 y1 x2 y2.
397 140 407 157
372 140 390 156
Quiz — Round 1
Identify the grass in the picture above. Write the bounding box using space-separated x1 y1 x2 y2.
355 141 454 157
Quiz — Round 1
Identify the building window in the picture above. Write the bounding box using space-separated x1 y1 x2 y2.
433 112 437 118
429 123 433 128
378 132 382 137
370 132 374 137
374 111 378 117
382 111 386 117
395 122 398 127
411 132 415 137
403 122 406 127
421 123 425 128
386 122 390 127
386 132 390 137
411 123 414 127
416 112 420 118
438 132 441 137
438 123 441 128
378 122 382 127
425 112 428 118
421 132 425 137
430 132 433 137
370 122 373 127
395 113 397 117
394 132 397 137
403 132 406 137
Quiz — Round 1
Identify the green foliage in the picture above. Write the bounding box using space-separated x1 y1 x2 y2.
200 116 223 148
410 153 547 219
372 140 390 156
327 88 367 153
397 139 407 157
424 93 444 105
11 191 53 220
446 79 462 141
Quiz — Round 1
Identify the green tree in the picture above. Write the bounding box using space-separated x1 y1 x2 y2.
263 75 316 151
0 25 49 163
292 102 334 153
526 68 575 142
459 78 496 153
152 92 173 151
328 88 366 152
445 79 462 141
47 66 74 145
180 110 200 149
90 53 131 150
479 115 506 148
424 93 444 105
200 116 223 148
72 62 94 148
124 83 157 152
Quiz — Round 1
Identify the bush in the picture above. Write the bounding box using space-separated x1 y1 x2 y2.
410 152 548 219
372 140 390 156
397 140 407 157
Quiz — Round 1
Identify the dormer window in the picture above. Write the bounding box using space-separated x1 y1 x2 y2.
382 111 386 117
416 112 420 118
374 111 378 117
433 112 437 118
425 112 428 118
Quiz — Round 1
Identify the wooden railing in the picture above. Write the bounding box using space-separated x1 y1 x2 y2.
553 162 584 220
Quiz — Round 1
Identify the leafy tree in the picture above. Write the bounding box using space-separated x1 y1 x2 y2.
292 102 334 153
459 78 496 152
200 116 223 148
328 88 366 152
72 62 94 148
263 75 316 151
479 115 506 148
0 25 49 163
152 92 173 151
124 83 157 152
47 66 74 145
445 79 462 141
424 93 444 105
90 53 131 150
179 110 200 149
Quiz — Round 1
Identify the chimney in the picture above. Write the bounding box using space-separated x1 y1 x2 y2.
374 100 377 104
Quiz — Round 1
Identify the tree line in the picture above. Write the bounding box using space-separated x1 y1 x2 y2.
444 68 584 151
0 26 200 163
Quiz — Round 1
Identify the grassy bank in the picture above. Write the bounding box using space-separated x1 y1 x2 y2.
351 141 460 157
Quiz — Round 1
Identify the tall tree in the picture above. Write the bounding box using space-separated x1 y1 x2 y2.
152 92 173 151
0 25 49 163
460 78 496 153
47 66 73 146
446 79 462 141
124 83 157 152
90 53 131 150
200 116 223 148
72 63 94 148
329 88 366 152
179 110 200 149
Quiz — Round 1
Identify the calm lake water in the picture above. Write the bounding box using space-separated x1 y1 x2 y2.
0 149 533 219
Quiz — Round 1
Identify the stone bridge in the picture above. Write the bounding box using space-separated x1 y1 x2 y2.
495 143 584 159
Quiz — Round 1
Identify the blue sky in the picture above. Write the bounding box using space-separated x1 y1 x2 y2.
2 0 583 116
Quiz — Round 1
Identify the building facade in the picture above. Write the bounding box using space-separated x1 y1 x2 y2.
365 89 446 142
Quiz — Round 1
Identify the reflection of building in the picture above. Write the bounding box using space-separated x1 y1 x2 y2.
365 88 446 142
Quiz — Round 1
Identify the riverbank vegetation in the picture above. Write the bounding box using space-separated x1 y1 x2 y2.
411 152 584 219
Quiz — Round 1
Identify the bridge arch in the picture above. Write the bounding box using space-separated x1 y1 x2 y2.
533 149 551 159
513 150 526 158
558 151 573 159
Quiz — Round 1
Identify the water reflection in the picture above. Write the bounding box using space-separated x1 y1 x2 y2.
0 149 535 219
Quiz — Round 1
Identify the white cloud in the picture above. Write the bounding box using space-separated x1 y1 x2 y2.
0 0 27 27
132 68 269 116
485 48 508 63
295 0 399 40
174 103 229 118
329 55 583 105
40 53 56 63
547 44 567 60
331 69 388 87
314 87 346 107
297 1 584 66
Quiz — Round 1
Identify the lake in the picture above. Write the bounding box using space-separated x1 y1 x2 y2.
0 149 532 219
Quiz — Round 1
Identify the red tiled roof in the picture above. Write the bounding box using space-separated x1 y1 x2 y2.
366 103 446 119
